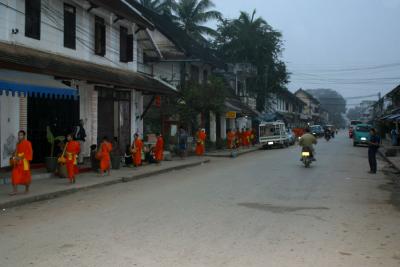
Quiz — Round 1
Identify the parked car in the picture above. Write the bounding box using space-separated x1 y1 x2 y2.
353 124 372 146
310 125 324 137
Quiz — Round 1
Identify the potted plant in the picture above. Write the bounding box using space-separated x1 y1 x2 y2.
45 126 64 172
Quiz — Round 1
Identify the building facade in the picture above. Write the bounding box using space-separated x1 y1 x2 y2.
0 0 175 167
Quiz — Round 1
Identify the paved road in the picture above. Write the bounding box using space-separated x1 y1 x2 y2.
1 133 400 267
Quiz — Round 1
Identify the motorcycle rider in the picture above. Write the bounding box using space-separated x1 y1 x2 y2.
324 127 331 140
299 128 318 160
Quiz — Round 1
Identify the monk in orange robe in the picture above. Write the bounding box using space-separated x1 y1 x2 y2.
227 129 235 149
154 133 164 162
244 128 251 148
10 130 33 195
65 134 80 183
240 128 247 147
235 128 241 148
99 136 112 176
132 133 143 167
195 129 206 156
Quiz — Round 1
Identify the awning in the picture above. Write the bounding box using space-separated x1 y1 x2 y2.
385 114 400 121
0 69 77 98
0 42 177 95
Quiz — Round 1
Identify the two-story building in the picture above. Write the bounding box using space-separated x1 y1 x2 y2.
271 89 306 128
295 89 321 124
0 0 176 167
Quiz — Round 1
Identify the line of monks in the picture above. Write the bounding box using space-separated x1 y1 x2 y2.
9 130 165 196
227 128 256 149
9 127 216 195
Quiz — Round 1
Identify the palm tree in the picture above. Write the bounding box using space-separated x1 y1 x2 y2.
215 10 288 111
138 0 175 16
173 0 221 40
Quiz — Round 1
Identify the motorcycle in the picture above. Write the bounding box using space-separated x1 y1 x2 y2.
324 133 331 141
301 147 313 168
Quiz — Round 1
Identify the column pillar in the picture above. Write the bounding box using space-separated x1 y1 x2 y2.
210 111 216 142
220 116 227 139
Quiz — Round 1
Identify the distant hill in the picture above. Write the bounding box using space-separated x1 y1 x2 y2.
307 89 347 127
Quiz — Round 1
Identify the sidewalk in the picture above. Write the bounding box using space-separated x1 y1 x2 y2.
378 139 400 173
204 145 262 158
0 157 210 209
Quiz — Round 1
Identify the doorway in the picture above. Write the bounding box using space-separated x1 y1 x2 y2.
27 96 79 163
97 87 131 154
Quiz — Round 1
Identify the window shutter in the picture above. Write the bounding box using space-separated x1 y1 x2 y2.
127 34 133 62
64 4 76 49
120 26 128 62
95 16 106 56
25 0 41 39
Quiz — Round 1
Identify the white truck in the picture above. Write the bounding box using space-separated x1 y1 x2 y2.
259 121 289 148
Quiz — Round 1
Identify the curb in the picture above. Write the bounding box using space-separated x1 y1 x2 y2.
378 150 400 172
205 148 261 158
0 159 210 210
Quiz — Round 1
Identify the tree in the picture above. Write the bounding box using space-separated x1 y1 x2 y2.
138 0 175 16
307 89 347 127
172 0 221 41
214 10 289 111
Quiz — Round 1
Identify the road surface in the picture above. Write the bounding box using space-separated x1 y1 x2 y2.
1 132 400 267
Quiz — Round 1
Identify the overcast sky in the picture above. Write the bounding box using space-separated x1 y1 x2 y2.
211 0 400 106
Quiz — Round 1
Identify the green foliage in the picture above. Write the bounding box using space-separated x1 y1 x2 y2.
307 89 347 127
46 126 65 157
180 76 227 125
172 0 221 41
214 10 289 111
139 0 175 16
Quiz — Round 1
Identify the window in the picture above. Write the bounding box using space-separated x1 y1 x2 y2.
190 65 199 83
127 34 133 62
94 16 106 56
64 4 76 49
203 70 208 84
25 0 41 39
120 26 128 62
119 26 133 62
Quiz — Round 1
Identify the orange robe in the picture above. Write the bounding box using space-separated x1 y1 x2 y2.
11 140 33 186
227 131 235 149
244 130 251 146
65 140 80 180
235 131 241 147
195 131 206 156
154 136 164 161
99 141 112 172
132 138 143 166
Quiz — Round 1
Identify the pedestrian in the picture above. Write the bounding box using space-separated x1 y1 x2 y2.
195 128 206 156
251 128 257 146
9 130 33 196
235 128 241 147
98 136 112 176
368 128 380 174
73 119 87 164
227 129 235 149
390 128 398 146
178 127 188 158
124 145 133 166
65 133 80 183
154 133 164 162
132 133 143 167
